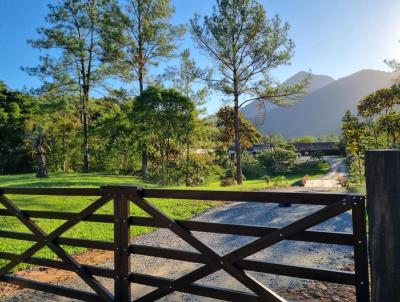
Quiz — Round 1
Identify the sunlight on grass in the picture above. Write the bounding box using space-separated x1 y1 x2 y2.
0 165 328 270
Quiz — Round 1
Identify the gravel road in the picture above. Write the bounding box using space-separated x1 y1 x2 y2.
3 157 354 302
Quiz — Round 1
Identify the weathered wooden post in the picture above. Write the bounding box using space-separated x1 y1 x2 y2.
365 150 400 302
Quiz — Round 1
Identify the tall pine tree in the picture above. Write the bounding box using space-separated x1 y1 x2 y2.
191 0 309 183
26 0 120 172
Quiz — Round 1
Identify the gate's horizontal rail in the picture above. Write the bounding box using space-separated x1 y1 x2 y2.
0 252 114 278
0 209 113 223
0 187 363 205
0 209 353 246
144 189 355 205
130 272 260 302
130 245 355 285
130 216 353 245
0 274 101 302
0 187 102 196
0 230 114 250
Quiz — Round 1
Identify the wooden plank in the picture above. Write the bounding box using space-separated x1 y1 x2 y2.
131 197 351 302
351 197 370 301
0 274 101 302
144 189 354 205
0 186 362 205
130 216 353 245
131 196 285 302
0 252 114 278
114 192 131 302
237 260 355 286
0 194 114 302
366 150 400 302
130 244 356 285
0 209 113 223
130 273 260 302
224 200 352 264
0 230 114 250
0 187 101 196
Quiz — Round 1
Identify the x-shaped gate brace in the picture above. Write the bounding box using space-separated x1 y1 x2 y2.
129 193 353 302
0 194 114 302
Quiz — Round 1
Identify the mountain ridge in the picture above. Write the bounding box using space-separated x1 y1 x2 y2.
242 69 397 137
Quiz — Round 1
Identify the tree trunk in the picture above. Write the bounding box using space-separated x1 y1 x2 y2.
234 98 243 184
62 131 67 172
35 136 48 178
141 147 148 178
82 92 89 173
185 140 190 186
138 65 149 178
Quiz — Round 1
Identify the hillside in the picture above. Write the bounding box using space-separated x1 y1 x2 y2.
242 69 396 137
241 71 335 118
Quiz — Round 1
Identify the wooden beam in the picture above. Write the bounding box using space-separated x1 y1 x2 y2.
366 150 400 302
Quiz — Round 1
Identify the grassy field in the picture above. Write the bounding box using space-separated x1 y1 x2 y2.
0 161 329 270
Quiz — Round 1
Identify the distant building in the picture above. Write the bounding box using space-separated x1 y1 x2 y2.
228 142 340 157
228 143 270 157
291 142 340 156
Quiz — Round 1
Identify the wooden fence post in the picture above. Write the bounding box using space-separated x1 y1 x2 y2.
104 186 131 302
365 150 400 302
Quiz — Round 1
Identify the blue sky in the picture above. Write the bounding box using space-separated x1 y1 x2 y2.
0 0 400 113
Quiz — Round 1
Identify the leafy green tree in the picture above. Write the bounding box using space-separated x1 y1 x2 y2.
89 97 140 174
26 0 119 173
132 86 195 185
310 150 324 162
163 49 209 185
259 145 297 174
260 132 286 147
216 106 260 180
318 134 340 143
341 110 372 185
0 82 36 173
216 106 261 152
377 111 400 147
190 0 309 183
289 136 317 143
358 85 400 147
110 0 185 177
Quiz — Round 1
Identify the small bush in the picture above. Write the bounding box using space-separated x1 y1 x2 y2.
310 151 324 161
259 147 297 174
220 177 236 187
273 175 287 187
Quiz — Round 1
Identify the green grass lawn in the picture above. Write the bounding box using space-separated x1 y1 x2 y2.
0 160 329 271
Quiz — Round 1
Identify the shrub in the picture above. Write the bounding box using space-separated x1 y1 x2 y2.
220 177 235 187
184 154 214 186
242 153 266 179
259 147 297 174
273 175 287 187
310 150 324 161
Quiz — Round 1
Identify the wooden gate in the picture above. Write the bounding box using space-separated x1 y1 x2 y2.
0 186 369 301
